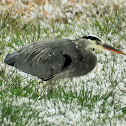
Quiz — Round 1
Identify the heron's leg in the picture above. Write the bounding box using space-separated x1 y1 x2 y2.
47 80 56 93
41 80 56 96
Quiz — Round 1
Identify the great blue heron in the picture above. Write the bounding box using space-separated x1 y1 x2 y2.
4 35 126 81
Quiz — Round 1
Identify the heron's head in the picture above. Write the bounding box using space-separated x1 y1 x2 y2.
79 35 126 55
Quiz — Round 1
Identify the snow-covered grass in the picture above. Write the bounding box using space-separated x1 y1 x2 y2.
0 0 126 125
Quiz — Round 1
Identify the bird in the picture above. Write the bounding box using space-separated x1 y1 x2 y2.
4 35 126 81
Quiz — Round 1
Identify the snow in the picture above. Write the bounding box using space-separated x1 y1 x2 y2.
0 0 126 125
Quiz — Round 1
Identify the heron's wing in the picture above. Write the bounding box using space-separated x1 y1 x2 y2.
13 39 79 80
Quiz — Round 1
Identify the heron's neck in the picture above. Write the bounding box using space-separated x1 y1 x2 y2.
75 39 89 51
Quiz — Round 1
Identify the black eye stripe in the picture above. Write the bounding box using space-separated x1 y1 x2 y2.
83 36 102 42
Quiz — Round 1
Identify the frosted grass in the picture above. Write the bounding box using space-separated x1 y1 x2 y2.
0 0 126 125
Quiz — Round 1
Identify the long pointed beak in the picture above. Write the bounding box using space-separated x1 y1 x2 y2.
102 44 126 55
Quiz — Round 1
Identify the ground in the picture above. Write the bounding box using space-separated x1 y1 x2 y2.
0 0 126 125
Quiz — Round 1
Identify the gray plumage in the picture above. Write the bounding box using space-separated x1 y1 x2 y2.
4 38 97 81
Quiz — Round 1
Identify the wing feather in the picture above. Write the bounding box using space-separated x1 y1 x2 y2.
13 39 78 80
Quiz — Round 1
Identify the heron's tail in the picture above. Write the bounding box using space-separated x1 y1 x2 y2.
4 52 18 66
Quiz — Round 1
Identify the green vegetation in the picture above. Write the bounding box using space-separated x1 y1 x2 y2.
0 2 126 126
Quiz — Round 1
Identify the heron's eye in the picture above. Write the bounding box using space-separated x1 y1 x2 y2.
96 41 100 45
